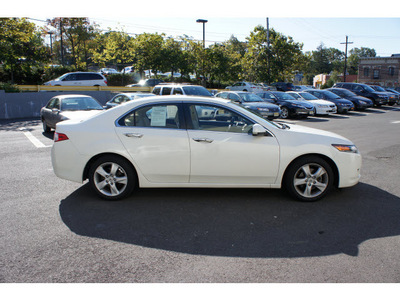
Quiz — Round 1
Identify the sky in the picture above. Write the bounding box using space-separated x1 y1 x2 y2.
4 0 400 57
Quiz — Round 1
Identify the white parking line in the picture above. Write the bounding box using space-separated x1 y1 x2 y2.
391 121 400 124
20 128 52 148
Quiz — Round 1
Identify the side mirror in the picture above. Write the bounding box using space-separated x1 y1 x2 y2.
252 124 267 136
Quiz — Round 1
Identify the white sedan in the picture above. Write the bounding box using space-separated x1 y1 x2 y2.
226 82 264 93
52 96 361 202
286 91 337 115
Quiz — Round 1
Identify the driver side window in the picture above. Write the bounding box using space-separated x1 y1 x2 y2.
188 104 254 134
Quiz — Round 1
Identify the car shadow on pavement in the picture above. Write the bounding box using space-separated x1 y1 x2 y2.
0 117 41 131
59 182 400 258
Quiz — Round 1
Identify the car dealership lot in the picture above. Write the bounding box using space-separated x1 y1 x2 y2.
1 106 400 283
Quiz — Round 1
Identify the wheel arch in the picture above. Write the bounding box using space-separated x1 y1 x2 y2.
282 153 339 188
83 152 138 183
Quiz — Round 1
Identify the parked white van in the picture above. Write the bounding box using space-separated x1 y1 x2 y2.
43 72 108 86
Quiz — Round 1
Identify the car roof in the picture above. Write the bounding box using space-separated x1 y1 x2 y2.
56 94 95 99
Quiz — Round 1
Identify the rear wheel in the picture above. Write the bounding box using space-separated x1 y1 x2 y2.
284 156 334 202
89 155 136 200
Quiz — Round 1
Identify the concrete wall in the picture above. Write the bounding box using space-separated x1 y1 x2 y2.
0 90 115 120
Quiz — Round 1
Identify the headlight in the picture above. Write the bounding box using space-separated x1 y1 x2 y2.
257 107 269 112
332 144 359 153
359 100 366 104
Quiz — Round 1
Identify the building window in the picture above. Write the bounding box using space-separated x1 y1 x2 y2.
363 68 369 77
389 67 395 76
373 69 380 79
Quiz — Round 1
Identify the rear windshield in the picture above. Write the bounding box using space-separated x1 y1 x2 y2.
61 97 103 111
182 86 212 97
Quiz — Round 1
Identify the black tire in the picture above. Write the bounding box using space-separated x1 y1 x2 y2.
88 155 136 200
283 155 334 202
280 107 290 119
42 120 51 133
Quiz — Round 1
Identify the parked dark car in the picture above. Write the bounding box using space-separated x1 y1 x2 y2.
127 78 164 87
258 91 314 119
40 94 104 132
369 85 397 105
305 89 354 113
270 82 295 92
384 88 400 104
333 82 388 106
215 91 281 119
327 88 373 110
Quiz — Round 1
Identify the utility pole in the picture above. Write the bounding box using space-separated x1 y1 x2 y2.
266 17 270 83
60 18 64 66
340 36 353 83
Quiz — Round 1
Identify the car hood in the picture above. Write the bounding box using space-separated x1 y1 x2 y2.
280 100 313 109
284 123 350 143
347 95 373 102
308 99 335 106
244 102 278 108
61 110 104 121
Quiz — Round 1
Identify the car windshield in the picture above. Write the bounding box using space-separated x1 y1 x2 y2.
362 85 376 92
322 91 342 100
273 92 296 100
299 92 318 100
182 86 213 96
61 97 103 111
256 92 275 100
240 93 264 102
334 89 355 97
55 73 69 81
373 86 386 92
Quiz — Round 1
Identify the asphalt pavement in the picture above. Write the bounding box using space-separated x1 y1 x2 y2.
1 106 400 284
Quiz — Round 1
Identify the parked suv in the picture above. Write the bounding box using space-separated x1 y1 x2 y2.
43 72 108 86
369 85 397 106
333 82 388 106
270 82 295 92
152 84 213 97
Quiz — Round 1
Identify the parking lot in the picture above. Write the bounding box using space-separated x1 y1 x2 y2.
1 105 400 283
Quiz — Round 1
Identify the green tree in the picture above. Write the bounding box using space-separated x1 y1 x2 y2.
46 17 99 70
161 37 185 77
132 33 165 78
0 18 50 83
348 47 376 75
91 29 135 69
243 26 305 83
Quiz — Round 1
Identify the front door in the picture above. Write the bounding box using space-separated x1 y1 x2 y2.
184 103 280 185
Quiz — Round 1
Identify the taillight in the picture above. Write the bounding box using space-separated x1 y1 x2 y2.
54 132 69 142
104 80 108 85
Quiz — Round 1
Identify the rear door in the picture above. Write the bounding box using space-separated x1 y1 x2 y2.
115 102 190 183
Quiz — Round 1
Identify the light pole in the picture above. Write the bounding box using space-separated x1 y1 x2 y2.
196 19 208 86
196 19 208 48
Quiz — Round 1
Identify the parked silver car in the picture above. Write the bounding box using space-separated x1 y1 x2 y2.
40 95 104 132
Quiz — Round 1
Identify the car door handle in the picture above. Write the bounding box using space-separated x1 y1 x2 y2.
193 138 213 143
124 133 143 138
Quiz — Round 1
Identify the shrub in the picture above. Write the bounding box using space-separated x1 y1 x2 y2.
106 73 136 86
0 82 21 92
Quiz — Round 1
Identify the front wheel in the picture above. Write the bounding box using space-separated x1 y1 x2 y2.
284 156 334 202
89 155 136 200
280 107 289 119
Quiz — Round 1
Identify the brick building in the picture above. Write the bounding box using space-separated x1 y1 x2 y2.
358 54 400 87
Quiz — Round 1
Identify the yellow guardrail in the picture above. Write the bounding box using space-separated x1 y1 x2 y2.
16 85 153 92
